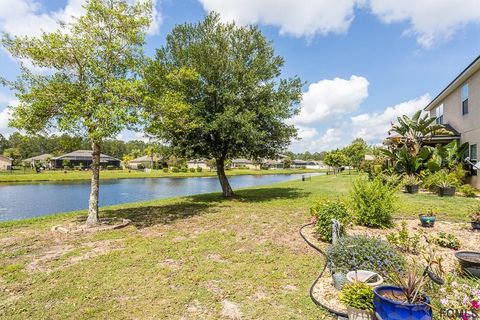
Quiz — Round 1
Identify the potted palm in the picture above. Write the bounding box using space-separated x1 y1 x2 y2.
373 266 432 320
403 175 421 194
339 282 375 320
435 171 458 197
419 208 437 228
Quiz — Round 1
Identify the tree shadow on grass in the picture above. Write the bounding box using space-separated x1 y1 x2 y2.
99 187 310 229
101 201 214 229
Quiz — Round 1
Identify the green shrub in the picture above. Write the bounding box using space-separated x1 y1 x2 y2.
196 167 203 172
106 165 115 170
310 199 350 242
137 163 145 170
459 184 477 197
386 221 421 254
339 282 374 312
171 167 179 173
189 168 196 173
326 236 405 276
180 167 188 173
350 176 397 228
434 232 460 250
162 168 168 173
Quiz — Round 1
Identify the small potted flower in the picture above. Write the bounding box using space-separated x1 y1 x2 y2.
471 209 480 231
339 282 375 320
403 175 421 194
419 208 437 228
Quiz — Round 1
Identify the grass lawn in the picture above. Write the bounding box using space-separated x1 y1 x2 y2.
0 174 477 319
0 168 322 183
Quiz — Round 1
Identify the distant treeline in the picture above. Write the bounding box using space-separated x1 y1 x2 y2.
0 133 150 162
283 151 326 161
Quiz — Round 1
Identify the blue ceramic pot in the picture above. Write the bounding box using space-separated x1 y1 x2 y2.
373 285 432 320
419 215 436 228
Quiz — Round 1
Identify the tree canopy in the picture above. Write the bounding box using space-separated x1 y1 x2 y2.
144 13 302 196
1 0 153 224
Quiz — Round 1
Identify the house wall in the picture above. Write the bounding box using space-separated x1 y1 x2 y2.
0 159 12 170
187 163 208 169
430 69 480 188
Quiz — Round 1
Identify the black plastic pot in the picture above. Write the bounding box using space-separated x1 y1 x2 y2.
455 251 480 279
472 221 480 231
438 187 456 197
405 185 419 194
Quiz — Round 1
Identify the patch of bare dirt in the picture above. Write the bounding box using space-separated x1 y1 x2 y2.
221 300 243 319
26 240 124 273
158 258 183 271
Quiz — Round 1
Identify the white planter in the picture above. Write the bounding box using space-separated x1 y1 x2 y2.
347 307 375 320
346 270 384 287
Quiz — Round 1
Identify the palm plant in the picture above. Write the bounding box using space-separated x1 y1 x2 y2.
381 145 430 175
388 110 451 152
426 140 469 172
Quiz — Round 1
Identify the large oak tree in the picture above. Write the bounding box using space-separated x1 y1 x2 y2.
144 13 302 197
1 0 153 225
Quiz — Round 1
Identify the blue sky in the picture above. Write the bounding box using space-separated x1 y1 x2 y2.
1 0 480 152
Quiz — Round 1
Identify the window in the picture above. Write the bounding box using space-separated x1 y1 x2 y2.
470 144 477 161
435 104 444 124
462 84 469 115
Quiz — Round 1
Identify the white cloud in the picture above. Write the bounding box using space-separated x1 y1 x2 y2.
198 0 480 47
198 0 364 38
368 0 480 47
0 107 13 136
349 94 431 141
292 75 369 125
0 0 161 38
289 94 431 152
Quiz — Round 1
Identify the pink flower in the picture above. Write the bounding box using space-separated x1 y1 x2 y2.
472 300 480 309
462 314 468 320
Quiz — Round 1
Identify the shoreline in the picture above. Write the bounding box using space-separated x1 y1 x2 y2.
0 168 324 184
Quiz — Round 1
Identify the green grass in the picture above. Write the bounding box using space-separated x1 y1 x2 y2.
0 168 322 183
0 173 476 319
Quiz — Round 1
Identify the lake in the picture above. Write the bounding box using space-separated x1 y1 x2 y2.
0 173 316 221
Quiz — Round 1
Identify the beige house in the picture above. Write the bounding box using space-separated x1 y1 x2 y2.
0 155 12 171
231 159 260 170
424 54 480 187
187 159 209 170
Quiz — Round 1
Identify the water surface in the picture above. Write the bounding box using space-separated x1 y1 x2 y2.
0 173 315 221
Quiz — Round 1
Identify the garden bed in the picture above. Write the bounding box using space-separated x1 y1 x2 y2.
303 219 480 315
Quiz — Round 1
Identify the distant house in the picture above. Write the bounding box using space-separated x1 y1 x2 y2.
0 155 12 171
23 154 54 168
262 159 284 169
187 159 208 170
231 159 260 170
128 155 160 169
291 159 308 168
291 160 325 169
51 150 120 169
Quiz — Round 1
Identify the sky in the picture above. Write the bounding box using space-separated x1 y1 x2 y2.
1 0 480 152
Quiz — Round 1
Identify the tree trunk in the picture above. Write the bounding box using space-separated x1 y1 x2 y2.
86 141 101 226
216 158 234 197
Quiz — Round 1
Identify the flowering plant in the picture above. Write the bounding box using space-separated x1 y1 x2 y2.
439 279 480 319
